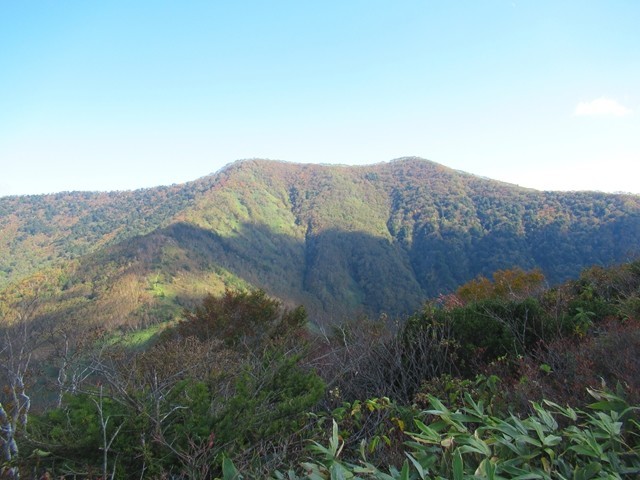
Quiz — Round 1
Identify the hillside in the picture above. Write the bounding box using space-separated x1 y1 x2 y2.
1 157 639 324
0 181 217 287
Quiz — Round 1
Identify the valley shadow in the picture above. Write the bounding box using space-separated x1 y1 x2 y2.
159 222 426 324
40 211 640 330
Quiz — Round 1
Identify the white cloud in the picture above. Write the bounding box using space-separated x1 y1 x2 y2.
574 97 632 117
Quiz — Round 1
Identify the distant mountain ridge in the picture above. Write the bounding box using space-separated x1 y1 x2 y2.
1 157 639 325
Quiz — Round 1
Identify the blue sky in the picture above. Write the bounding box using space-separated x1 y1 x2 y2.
1 1 638 196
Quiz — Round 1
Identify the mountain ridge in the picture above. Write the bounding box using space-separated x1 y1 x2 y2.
1 157 639 325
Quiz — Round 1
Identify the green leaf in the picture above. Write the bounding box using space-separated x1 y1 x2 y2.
515 434 542 448
543 400 578 421
491 421 525 440
482 458 496 480
222 456 242 480
542 434 562 447
369 435 380 453
527 418 547 443
574 462 602 480
428 395 451 415
330 419 341 457
463 392 485 416
451 413 484 424
497 459 544 478
410 419 441 444
29 449 52 458
300 463 327 480
406 452 427 480
458 439 491 457
453 450 464 480
399 460 410 480
531 402 558 430
329 463 352 480
494 436 526 456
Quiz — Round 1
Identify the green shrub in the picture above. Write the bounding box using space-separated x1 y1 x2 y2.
214 350 325 469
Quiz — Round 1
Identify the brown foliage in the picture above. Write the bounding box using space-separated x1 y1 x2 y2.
494 317 640 410
176 289 307 350
313 310 459 404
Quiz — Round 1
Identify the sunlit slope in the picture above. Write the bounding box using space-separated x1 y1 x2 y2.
0 182 215 288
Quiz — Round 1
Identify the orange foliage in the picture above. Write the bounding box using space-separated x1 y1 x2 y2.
457 268 545 304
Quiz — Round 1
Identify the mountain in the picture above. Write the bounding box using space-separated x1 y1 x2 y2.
1 157 639 325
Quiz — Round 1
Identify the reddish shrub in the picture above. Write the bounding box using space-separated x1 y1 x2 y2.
492 318 640 410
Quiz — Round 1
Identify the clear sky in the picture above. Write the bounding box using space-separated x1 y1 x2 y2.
1 1 639 196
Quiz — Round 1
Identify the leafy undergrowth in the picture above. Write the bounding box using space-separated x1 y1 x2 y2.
221 389 640 479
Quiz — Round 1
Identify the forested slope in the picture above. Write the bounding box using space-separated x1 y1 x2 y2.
0 181 216 287
1 157 639 324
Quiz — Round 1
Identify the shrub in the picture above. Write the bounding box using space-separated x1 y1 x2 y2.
500 318 640 409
